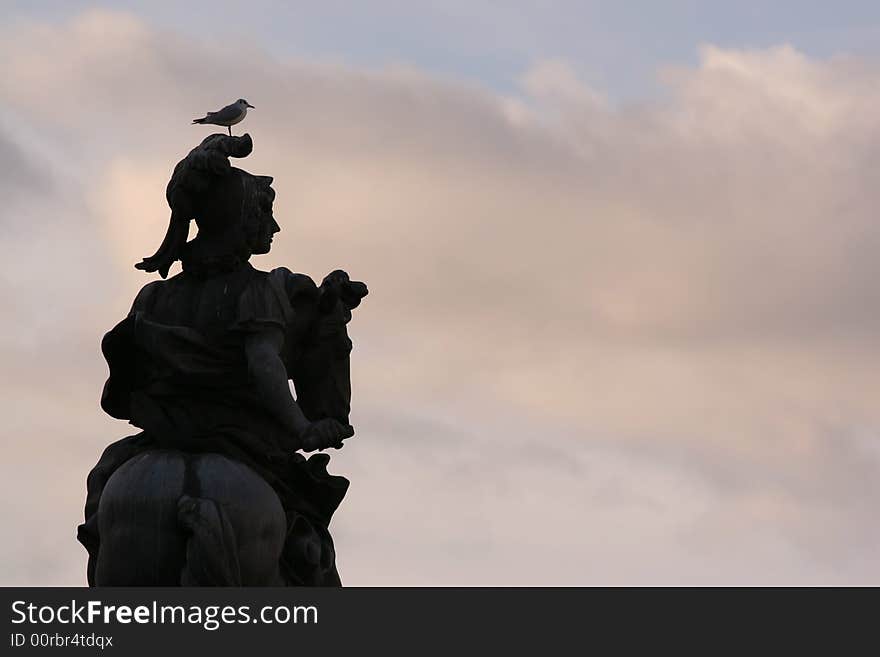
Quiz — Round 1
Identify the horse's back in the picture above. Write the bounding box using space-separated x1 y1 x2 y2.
96 450 287 586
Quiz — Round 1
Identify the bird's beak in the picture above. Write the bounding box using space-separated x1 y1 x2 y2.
247 103 255 109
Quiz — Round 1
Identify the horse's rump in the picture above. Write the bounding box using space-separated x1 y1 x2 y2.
95 450 287 586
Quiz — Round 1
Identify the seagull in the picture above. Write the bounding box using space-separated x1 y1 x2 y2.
192 99 254 136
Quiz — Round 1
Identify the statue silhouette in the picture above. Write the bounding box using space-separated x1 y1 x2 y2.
78 133 367 586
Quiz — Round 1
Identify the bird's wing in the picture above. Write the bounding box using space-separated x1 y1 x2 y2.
208 103 243 122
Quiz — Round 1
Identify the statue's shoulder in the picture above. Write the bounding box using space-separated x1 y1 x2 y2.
269 267 319 302
129 271 191 315
129 279 163 315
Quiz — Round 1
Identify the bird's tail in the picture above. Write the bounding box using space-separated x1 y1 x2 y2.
192 117 207 124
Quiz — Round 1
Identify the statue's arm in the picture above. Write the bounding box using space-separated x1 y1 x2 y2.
245 328 309 438
244 328 353 451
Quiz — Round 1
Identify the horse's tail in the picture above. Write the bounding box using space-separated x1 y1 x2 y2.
176 495 242 586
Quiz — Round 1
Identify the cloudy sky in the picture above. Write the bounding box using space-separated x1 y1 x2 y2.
2 2 879 585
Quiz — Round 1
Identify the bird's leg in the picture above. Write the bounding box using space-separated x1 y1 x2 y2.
228 126 232 137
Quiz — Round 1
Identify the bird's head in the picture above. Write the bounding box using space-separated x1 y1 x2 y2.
237 98 254 109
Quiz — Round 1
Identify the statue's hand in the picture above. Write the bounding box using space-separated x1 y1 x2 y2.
301 418 355 452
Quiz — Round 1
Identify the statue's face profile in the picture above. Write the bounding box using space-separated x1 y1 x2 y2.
244 175 279 256
250 209 280 255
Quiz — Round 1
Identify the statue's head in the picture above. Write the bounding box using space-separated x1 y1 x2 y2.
241 174 279 256
136 134 279 278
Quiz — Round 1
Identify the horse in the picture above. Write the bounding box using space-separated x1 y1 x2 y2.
94 449 288 586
